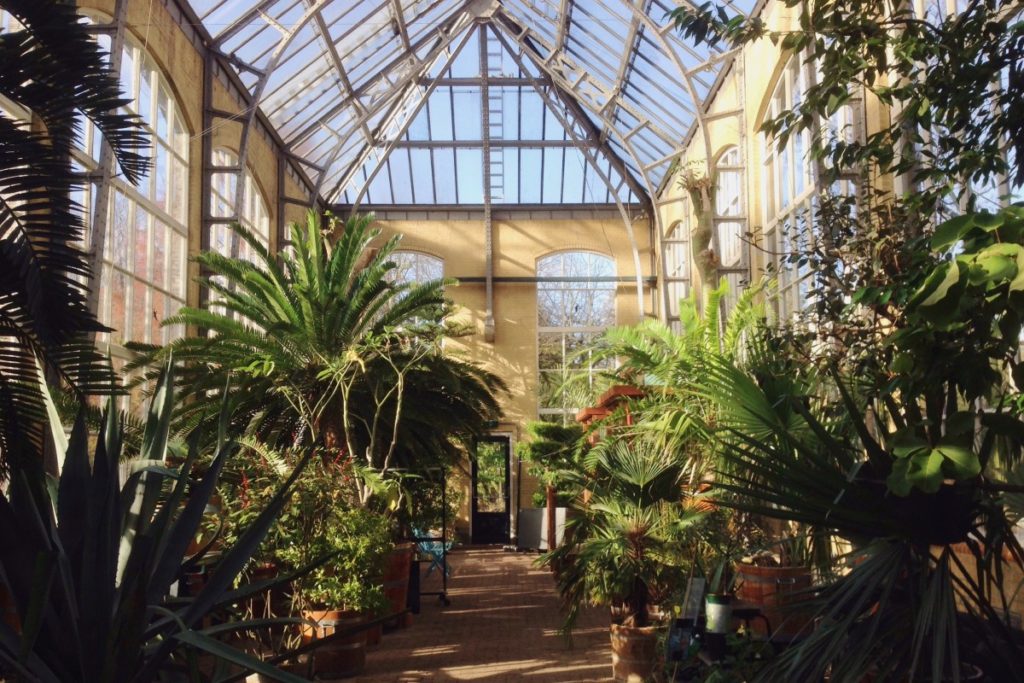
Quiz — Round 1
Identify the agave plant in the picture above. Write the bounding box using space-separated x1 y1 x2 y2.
0 362 314 682
0 0 149 477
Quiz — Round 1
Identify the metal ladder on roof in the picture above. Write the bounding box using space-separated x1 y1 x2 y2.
484 31 504 201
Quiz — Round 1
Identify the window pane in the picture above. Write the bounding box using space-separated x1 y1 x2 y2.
536 251 615 419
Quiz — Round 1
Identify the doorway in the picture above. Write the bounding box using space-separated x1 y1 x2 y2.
471 436 510 545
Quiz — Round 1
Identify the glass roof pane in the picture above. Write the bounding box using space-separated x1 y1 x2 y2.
185 0 755 205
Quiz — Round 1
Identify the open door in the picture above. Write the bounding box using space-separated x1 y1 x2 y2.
471 436 510 545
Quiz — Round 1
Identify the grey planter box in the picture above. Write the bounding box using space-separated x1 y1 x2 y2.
516 507 566 550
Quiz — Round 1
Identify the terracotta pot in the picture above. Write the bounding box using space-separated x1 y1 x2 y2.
609 623 661 682
365 619 383 648
300 608 366 678
382 543 414 628
735 563 813 640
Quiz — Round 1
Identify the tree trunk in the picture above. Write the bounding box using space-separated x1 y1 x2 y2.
687 182 719 314
546 484 557 551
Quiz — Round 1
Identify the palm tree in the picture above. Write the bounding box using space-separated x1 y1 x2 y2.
129 212 504 500
547 437 702 630
581 278 767 478
0 0 149 477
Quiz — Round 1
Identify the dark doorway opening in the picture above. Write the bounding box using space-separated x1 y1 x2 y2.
471 436 510 545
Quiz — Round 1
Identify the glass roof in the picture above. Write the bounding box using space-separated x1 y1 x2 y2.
188 0 756 206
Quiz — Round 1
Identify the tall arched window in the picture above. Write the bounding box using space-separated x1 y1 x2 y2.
763 55 860 320
389 250 444 285
715 146 747 314
537 251 616 423
664 212 690 333
762 56 820 319
210 148 271 264
74 30 190 349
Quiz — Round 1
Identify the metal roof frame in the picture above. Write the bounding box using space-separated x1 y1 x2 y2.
186 0 753 209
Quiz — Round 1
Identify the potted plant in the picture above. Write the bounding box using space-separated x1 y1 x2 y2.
546 438 706 682
280 507 392 678
517 421 584 556
733 537 815 641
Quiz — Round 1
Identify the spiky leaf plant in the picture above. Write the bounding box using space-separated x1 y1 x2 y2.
129 212 504 503
699 349 1024 681
0 362 315 682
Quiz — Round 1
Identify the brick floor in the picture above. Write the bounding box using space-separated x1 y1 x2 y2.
350 547 614 683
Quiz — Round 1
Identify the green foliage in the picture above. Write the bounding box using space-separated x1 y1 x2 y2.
584 279 767 473
699 345 1024 680
671 1 1024 207
130 212 505 505
217 441 360 572
0 362 311 683
407 475 462 541
278 508 393 614
129 212 452 446
517 421 584 490
0 0 149 477
546 438 707 632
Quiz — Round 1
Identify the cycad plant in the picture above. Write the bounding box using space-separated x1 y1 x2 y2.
0 0 148 477
131 212 504 504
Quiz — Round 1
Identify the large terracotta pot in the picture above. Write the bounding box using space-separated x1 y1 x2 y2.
382 543 414 629
609 623 661 682
300 608 366 678
734 563 813 640
365 618 383 648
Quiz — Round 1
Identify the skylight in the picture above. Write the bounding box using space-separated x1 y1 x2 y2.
188 0 756 206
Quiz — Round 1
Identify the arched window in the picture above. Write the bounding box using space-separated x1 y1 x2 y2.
763 55 861 320
715 146 745 268
389 250 444 285
762 56 818 320
74 30 190 349
664 213 690 333
536 251 616 423
210 148 271 264
715 146 747 314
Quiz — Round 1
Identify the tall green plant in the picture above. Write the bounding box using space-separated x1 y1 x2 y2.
694 209 1024 679
584 279 766 474
547 437 705 631
0 363 314 683
130 212 504 504
0 0 149 478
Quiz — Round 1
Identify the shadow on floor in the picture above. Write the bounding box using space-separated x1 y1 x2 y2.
349 547 613 682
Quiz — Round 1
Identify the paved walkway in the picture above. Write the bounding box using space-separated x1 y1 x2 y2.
352 547 613 682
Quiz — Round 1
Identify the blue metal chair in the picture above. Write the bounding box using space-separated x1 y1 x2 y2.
414 528 452 578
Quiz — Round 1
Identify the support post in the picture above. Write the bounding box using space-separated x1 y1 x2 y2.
85 0 129 326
